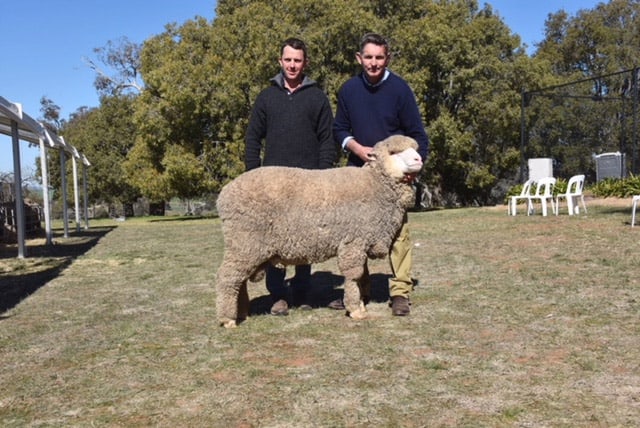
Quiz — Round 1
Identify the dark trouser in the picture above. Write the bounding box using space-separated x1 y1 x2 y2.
266 264 311 301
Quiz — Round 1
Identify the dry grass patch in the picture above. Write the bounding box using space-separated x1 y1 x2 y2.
1 200 640 426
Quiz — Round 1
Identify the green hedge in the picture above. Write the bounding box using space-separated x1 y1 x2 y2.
590 175 640 198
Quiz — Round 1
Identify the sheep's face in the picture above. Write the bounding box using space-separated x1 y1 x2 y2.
367 135 423 181
386 147 423 180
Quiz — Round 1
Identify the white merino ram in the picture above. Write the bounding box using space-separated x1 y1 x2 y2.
215 135 423 327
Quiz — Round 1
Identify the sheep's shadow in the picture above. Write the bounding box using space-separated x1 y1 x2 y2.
249 270 392 315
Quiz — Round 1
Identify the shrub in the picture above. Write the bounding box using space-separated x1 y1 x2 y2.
590 175 640 198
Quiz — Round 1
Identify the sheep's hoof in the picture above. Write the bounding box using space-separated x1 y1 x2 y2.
347 303 367 320
348 309 367 320
220 319 237 328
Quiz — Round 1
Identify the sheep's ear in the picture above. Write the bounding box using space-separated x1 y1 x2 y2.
366 152 377 162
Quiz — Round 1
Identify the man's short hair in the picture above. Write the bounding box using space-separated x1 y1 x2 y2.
281 38 308 59
359 33 389 55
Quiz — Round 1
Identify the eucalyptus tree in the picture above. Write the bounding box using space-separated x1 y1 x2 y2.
85 37 144 97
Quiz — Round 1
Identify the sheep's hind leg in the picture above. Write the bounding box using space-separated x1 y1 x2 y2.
358 262 371 304
237 281 250 322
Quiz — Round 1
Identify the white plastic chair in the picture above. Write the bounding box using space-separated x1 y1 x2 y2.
632 195 640 227
555 174 587 216
509 178 535 216
527 177 556 216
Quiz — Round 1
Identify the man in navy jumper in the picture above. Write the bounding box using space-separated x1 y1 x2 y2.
245 38 337 316
332 33 429 316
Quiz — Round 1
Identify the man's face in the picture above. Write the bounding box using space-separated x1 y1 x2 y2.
356 43 389 85
279 45 307 82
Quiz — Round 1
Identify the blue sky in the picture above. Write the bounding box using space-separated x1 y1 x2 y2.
1 0 602 175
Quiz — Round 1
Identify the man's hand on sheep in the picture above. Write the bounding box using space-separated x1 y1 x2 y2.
346 139 374 163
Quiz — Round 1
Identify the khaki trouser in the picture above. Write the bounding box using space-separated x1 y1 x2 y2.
389 214 413 297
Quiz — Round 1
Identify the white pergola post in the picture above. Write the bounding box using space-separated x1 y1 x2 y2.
38 137 53 246
81 155 90 230
71 150 81 233
60 151 69 238
11 120 26 258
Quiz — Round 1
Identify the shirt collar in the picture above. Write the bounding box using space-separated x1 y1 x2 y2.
361 69 390 87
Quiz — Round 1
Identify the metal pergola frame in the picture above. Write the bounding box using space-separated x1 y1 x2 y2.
0 95 90 258
519 67 639 181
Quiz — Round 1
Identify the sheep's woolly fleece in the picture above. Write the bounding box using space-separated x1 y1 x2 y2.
215 135 423 327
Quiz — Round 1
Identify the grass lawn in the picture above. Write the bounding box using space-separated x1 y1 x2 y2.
1 198 639 427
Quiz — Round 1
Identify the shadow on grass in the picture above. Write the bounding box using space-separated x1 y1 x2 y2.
0 227 116 317
588 204 636 225
148 214 218 223
592 205 632 215
249 270 394 316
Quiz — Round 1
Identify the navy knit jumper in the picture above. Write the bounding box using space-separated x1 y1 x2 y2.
333 71 429 167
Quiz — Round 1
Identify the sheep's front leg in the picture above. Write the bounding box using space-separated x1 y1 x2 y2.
344 279 367 319
337 245 368 320
216 259 248 328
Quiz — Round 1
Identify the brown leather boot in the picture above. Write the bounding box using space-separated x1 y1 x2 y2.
391 296 411 316
270 299 289 316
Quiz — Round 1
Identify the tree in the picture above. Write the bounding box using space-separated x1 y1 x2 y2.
126 17 247 200
383 1 533 204
127 1 387 199
536 0 640 77
127 0 539 205
85 37 144 97
162 145 212 213
60 95 141 212
528 0 640 178
41 36 145 211
39 96 63 129
37 97 67 201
